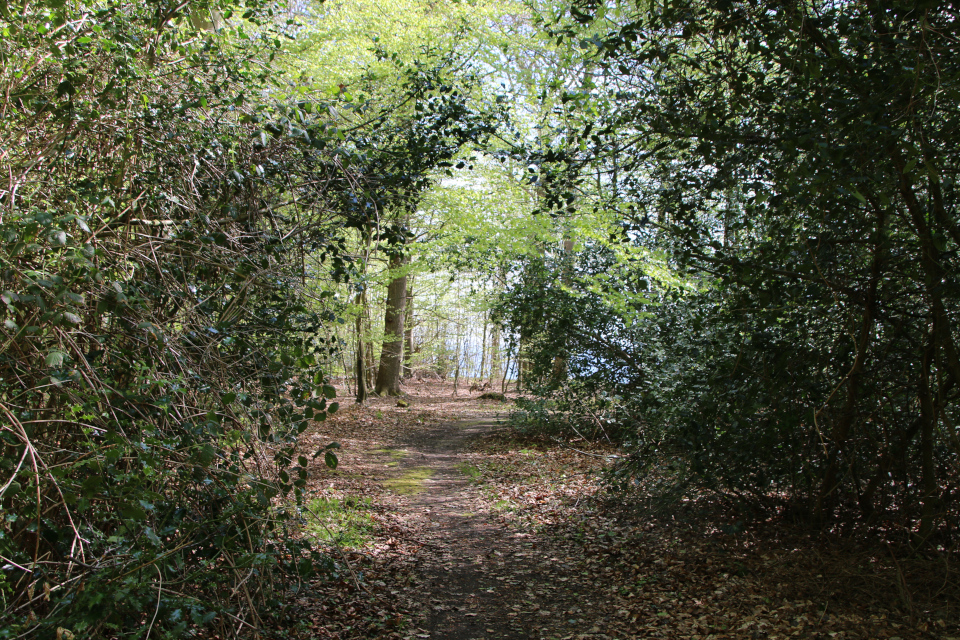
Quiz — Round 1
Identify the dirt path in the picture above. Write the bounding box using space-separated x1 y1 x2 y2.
394 417 605 640
295 390 616 640
289 386 952 640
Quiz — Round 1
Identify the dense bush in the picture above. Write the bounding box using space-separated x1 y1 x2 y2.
0 1 349 635
502 0 960 543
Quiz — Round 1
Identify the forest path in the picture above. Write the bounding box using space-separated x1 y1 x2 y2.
294 384 617 640
290 383 940 640
392 415 606 640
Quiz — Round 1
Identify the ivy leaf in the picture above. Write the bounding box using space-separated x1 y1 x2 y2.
145 527 162 546
314 441 340 459
324 450 338 470
45 351 66 367
198 444 215 466
121 502 147 521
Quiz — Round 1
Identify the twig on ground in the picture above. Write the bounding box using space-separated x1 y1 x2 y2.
301 503 372 595
549 436 617 460
144 565 162 640
887 542 917 622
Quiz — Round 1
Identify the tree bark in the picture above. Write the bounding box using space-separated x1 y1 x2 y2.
479 316 488 381
489 323 500 384
403 276 414 379
502 345 512 395
375 254 408 396
452 328 462 396
550 236 574 384
364 293 376 391
354 290 367 404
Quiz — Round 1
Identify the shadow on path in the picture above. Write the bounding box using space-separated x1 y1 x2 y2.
394 418 601 640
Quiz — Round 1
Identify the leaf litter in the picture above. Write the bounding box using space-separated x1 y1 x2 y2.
267 382 958 640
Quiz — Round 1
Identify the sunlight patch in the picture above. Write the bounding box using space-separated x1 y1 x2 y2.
383 467 434 494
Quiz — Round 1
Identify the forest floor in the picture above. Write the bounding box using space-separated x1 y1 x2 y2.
270 382 958 640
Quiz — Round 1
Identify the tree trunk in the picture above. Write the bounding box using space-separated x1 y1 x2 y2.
502 346 512 395
403 276 414 379
452 333 462 396
364 296 376 391
341 338 353 396
489 323 500 384
550 236 574 383
479 318 487 381
375 254 407 396
354 290 367 404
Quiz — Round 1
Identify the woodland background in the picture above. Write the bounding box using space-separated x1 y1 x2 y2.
0 0 958 636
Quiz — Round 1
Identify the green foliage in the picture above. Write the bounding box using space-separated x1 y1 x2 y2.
504 0 960 540
288 0 523 89
305 497 376 549
0 1 351 635
0 0 513 630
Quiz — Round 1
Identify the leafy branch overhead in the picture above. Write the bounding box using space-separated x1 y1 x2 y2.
2 0 959 637
502 0 960 544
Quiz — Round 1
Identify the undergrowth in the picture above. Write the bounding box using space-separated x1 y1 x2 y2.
306 497 377 549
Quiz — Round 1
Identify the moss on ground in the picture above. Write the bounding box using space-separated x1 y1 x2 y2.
369 448 408 460
383 467 434 494
457 462 481 480
305 496 376 548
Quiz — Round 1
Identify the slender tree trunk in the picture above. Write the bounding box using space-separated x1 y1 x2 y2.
403 277 414 379
366 345 376 390
364 294 376 391
452 319 462 395
489 323 500 384
517 341 522 391
354 290 367 404
453 341 461 395
479 316 488 381
438 321 446 378
502 346 512 395
340 335 353 396
551 236 574 383
354 226 374 403
375 254 408 396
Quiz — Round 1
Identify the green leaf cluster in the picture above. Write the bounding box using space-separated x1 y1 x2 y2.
0 1 353 636
504 0 960 540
